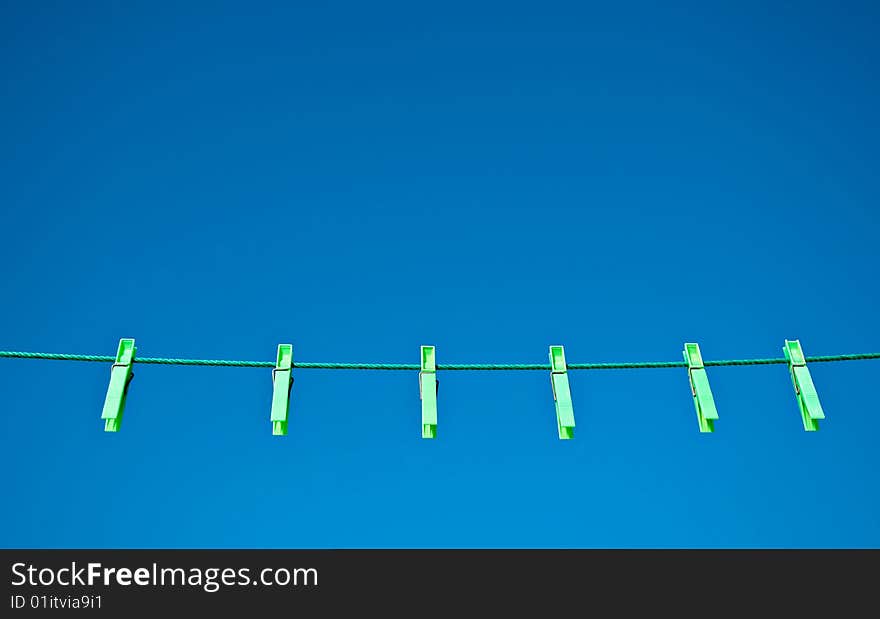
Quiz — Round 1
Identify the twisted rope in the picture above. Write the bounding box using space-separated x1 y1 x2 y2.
1 350 878 369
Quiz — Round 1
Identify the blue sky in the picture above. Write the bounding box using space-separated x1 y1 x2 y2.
1 1 878 548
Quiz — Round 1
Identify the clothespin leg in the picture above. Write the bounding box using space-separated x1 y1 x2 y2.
690 369 718 433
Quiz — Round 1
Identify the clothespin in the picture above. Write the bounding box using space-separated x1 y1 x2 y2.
270 344 294 436
783 339 825 431
419 345 437 438
549 345 575 439
683 342 718 433
101 338 136 432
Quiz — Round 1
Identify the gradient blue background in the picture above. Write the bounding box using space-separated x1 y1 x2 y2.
2 1 878 548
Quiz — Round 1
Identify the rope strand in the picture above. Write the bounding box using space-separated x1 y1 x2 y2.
1 350 878 369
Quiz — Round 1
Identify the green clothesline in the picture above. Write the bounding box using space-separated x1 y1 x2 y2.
1 349 878 369
2 342 877 437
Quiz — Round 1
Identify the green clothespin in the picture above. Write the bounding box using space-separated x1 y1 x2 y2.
683 342 718 433
270 344 294 436
419 345 437 438
549 345 575 439
783 339 825 431
101 338 136 432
